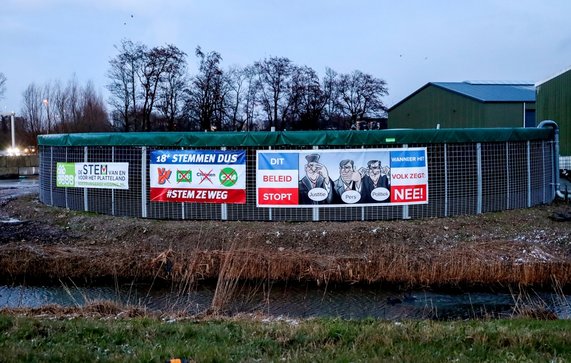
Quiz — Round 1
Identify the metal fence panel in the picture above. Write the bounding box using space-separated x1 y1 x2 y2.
482 143 508 213
38 133 557 221
507 143 529 210
445 144 478 216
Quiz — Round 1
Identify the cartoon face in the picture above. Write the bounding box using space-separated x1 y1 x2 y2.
369 161 381 177
305 162 321 182
339 162 354 183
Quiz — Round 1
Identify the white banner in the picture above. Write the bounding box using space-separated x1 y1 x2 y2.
56 162 129 190
256 148 428 207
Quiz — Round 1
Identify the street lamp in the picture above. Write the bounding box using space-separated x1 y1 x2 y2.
10 112 15 150
42 98 50 133
1 111 18 156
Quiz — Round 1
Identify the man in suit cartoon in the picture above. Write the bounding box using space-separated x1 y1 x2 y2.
360 159 390 203
298 153 335 204
333 159 363 203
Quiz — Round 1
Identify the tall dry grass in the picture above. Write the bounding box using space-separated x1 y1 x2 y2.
210 248 252 314
150 241 571 292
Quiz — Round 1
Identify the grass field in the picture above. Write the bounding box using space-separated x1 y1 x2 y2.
1 312 571 362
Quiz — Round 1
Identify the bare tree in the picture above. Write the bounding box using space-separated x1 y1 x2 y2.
215 72 232 131
321 68 342 128
224 64 261 131
254 57 293 130
72 81 111 132
224 65 258 131
21 83 45 136
336 70 388 128
51 80 67 130
156 70 188 131
105 42 391 132
41 82 57 133
137 44 186 131
282 65 327 130
107 40 187 131
21 76 111 140
156 48 188 131
242 65 262 131
41 78 84 133
0 72 6 101
52 79 110 133
66 75 81 130
107 39 146 131
0 73 9 145
185 47 224 131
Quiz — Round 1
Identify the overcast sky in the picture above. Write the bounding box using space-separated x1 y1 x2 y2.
1 0 571 115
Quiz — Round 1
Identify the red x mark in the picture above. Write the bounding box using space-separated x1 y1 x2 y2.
158 168 172 185
198 169 213 184
220 169 234 183
178 170 191 182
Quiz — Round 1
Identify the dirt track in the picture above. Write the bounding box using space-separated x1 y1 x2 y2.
1 193 571 290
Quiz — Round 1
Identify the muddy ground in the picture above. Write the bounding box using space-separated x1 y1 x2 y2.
1 192 571 291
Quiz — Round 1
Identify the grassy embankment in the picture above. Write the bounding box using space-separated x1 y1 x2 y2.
1 311 571 362
2 194 571 290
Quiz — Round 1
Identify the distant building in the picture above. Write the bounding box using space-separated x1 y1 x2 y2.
354 117 388 130
536 67 571 157
388 81 536 129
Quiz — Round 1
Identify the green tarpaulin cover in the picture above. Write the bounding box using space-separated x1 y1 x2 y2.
38 128 554 147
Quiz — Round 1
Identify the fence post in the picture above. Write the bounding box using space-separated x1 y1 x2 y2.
402 144 410 220
312 145 320 222
267 146 273 221
444 144 448 217
111 146 115 216
141 146 147 218
476 143 482 214
221 146 228 221
50 147 53 205
537 120 559 201
361 145 365 221
506 142 510 209
542 141 546 204
65 148 68 210
180 147 185 220
527 140 531 208
84 146 88 212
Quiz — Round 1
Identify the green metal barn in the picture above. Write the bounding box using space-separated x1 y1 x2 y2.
536 68 571 158
388 81 536 129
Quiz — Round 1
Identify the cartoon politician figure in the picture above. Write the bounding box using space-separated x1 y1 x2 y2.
298 153 335 204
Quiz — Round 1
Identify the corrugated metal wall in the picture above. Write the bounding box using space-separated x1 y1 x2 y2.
536 69 571 156
388 85 527 129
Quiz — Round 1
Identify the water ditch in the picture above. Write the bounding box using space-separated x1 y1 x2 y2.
1 282 570 320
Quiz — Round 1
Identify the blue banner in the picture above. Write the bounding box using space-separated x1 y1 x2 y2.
151 150 245 165
389 150 427 168
257 152 299 170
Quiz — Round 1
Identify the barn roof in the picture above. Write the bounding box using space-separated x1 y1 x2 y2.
389 81 535 110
